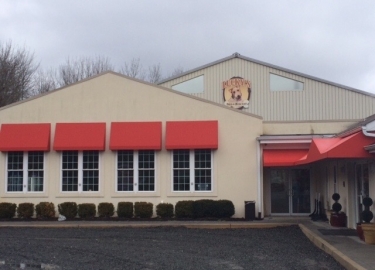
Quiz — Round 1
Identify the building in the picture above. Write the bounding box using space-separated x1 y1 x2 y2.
0 53 374 228
159 53 375 228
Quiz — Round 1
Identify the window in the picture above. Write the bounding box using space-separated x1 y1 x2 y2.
117 150 155 192
172 149 212 192
7 151 44 192
172 75 204 94
61 151 99 192
270 74 304 91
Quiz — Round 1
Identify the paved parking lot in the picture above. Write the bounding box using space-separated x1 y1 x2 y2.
0 226 344 270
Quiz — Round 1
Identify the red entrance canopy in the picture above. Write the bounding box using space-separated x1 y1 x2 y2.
0 123 51 151
166 121 218 150
263 149 308 167
110 122 162 150
296 131 374 165
53 123 106 151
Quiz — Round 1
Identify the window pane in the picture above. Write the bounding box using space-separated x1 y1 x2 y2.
173 150 190 191
62 151 78 169
173 169 190 191
270 74 303 91
28 151 44 170
139 169 155 191
194 150 212 191
7 171 23 192
138 150 155 191
117 150 134 191
28 171 44 192
28 151 44 192
83 151 99 169
62 171 78 191
117 170 134 191
8 152 23 170
83 170 99 191
173 150 189 168
139 151 154 169
172 75 204 94
7 152 23 192
195 169 212 191
118 150 133 169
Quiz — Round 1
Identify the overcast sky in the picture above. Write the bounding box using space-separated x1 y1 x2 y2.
1 0 375 93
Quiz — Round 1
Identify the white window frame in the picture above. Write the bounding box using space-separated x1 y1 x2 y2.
6 151 45 193
61 150 100 193
116 150 156 193
171 149 213 192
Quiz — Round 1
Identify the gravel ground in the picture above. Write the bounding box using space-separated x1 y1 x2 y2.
0 225 344 270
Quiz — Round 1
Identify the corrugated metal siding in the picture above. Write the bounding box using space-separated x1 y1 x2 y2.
160 58 375 121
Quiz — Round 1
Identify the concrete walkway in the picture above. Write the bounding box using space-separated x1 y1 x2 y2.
0 217 374 270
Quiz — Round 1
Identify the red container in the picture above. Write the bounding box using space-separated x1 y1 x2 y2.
330 212 346 227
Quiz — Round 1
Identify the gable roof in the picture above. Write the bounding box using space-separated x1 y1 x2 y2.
337 113 375 137
158 52 375 98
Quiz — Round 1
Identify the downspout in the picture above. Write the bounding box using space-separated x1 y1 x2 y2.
256 140 263 219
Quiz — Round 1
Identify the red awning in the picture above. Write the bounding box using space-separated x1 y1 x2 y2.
0 123 51 151
53 123 106 151
166 121 218 150
296 131 375 165
110 122 162 150
263 149 309 167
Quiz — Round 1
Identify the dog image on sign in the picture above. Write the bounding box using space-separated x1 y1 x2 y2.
222 77 251 109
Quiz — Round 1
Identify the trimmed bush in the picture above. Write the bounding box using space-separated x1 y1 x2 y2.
98 202 115 218
117 202 133 218
58 202 78 219
192 199 216 218
78 203 96 218
17 203 34 219
0 202 17 219
175 200 194 218
156 203 174 218
35 202 56 218
134 202 153 218
216 200 235 218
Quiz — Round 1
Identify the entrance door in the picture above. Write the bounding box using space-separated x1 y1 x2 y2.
355 164 369 223
270 169 311 215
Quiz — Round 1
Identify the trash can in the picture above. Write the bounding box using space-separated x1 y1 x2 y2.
244 201 255 220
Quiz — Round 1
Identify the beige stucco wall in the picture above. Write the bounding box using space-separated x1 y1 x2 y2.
0 73 263 218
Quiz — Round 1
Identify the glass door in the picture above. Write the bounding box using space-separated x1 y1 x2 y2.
270 168 311 215
356 164 369 223
291 169 311 214
270 169 289 214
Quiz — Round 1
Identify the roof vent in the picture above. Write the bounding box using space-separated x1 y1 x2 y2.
233 52 241 57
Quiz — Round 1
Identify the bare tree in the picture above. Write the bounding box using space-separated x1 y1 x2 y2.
119 57 146 81
147 63 162 83
30 68 58 96
58 56 114 86
0 41 38 106
170 66 184 77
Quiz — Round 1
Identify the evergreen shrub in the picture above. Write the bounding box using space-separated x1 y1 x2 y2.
58 202 78 219
98 202 115 218
35 202 56 218
156 203 174 218
78 203 96 218
0 202 17 219
17 203 34 219
117 202 133 218
134 202 153 218
175 200 194 218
